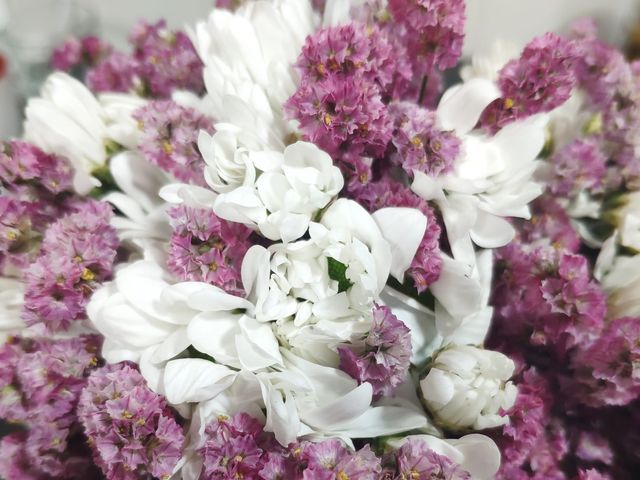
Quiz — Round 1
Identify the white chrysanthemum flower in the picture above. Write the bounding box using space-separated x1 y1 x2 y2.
169 138 344 243
89 239 430 449
412 78 546 266
24 72 109 194
167 0 368 243
23 72 147 195
419 344 517 431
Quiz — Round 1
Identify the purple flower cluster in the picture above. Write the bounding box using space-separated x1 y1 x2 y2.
0 141 75 274
52 36 112 72
570 317 640 407
568 21 640 188
352 179 443 292
77 362 185 480
79 20 204 98
387 0 466 74
490 184 639 477
0 335 101 479
482 33 578 130
548 139 607 198
23 200 119 333
516 196 582 253
339 304 412 398
167 205 252 295
134 100 214 185
286 22 397 160
197 413 382 479
491 243 606 357
390 102 461 178
198 413 475 479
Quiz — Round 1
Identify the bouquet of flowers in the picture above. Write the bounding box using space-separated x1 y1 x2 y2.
1 0 638 478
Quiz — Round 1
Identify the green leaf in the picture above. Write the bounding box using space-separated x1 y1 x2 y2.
327 257 353 293
187 345 216 363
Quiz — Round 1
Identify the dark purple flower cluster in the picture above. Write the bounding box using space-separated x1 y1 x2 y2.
570 317 640 407
23 200 119 333
77 362 185 480
490 197 639 479
491 239 606 358
339 304 412 398
0 335 102 479
134 100 214 185
167 205 252 295
57 20 205 98
0 141 75 274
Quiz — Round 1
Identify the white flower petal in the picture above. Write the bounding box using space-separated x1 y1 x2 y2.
373 207 427 282
437 78 501 136
164 358 237 404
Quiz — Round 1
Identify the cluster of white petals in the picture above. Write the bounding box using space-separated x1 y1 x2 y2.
420 344 518 431
412 77 547 267
24 72 146 194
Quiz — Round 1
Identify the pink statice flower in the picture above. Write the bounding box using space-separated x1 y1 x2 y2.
287 70 392 158
516 196 582 253
134 100 214 185
387 0 466 74
0 141 75 274
570 317 640 407
286 22 402 159
167 205 252 295
482 33 578 131
52 36 112 72
300 439 381 480
85 20 204 97
492 244 606 357
78 363 185 480
390 102 460 178
548 138 607 198
86 51 140 93
0 335 101 479
23 200 119 332
393 438 471 479
130 20 205 97
339 304 412 398
0 140 74 194
198 412 273 479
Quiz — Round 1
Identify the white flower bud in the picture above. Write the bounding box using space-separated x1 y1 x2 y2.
420 345 517 431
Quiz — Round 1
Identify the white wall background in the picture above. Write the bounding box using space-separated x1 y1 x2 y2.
464 0 640 56
92 0 640 54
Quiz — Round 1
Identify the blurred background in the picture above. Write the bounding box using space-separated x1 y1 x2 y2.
1 0 640 139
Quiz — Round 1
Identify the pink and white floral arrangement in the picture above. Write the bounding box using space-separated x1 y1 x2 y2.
0 1 638 479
